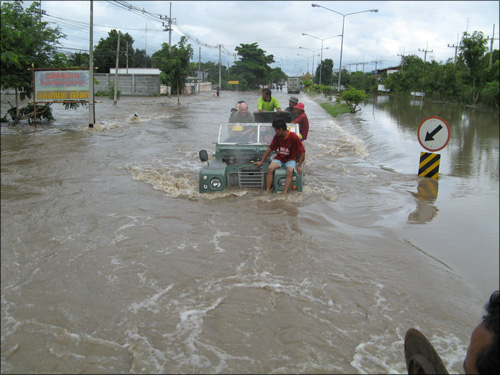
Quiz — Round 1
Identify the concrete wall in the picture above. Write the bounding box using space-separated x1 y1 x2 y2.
95 73 160 96
95 74 212 96
198 82 212 92
178 82 212 95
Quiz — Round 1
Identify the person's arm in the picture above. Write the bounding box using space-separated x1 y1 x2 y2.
275 98 282 113
257 98 265 113
296 151 305 174
254 147 272 167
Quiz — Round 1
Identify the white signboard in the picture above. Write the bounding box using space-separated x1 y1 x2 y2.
35 70 90 102
417 116 450 152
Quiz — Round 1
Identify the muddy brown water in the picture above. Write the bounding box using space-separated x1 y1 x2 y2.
1 91 498 373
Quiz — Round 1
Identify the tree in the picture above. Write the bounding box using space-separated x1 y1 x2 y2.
230 43 274 90
302 79 313 92
384 54 426 93
1 0 64 108
152 36 193 103
67 52 90 68
459 31 488 105
349 71 377 93
94 29 134 73
315 58 334 85
373 30 497 110
332 67 351 90
133 48 153 68
340 85 367 113
269 67 287 87
302 72 312 82
195 61 228 86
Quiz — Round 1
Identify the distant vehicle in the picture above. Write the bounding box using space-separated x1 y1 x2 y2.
198 112 304 194
411 91 425 97
287 77 301 94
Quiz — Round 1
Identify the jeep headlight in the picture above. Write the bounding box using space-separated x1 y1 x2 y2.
277 177 286 189
210 177 222 189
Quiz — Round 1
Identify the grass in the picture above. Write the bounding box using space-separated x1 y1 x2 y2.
320 102 351 117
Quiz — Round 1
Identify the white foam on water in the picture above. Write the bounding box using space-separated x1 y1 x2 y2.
210 230 232 253
125 325 169 373
128 284 176 315
428 331 469 373
126 164 199 199
81 117 145 132
310 117 369 160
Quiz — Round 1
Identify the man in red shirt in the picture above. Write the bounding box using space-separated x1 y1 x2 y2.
254 119 305 193
293 102 309 141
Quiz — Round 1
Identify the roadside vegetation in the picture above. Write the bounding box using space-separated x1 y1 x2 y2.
319 102 351 118
302 32 498 111
382 33 498 110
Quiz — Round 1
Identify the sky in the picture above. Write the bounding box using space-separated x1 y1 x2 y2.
27 0 500 76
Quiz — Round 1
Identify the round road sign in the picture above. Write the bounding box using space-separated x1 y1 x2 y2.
417 116 450 152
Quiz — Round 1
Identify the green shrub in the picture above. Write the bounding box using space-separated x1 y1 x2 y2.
480 81 499 110
340 86 367 113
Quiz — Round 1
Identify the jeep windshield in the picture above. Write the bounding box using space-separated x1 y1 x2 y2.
218 123 300 145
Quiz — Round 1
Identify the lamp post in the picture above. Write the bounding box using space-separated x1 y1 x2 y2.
299 46 327 84
297 53 311 74
302 33 341 86
311 3 378 94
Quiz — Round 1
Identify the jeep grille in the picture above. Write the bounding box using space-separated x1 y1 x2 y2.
238 168 264 188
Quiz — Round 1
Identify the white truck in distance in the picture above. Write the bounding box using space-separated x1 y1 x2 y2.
287 77 301 94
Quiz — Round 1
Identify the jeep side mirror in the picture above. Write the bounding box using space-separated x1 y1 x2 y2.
199 150 209 163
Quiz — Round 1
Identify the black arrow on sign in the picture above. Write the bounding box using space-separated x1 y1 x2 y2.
425 124 443 141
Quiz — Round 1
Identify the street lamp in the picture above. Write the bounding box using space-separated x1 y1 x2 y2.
302 33 341 86
299 46 326 81
312 3 378 94
297 54 311 74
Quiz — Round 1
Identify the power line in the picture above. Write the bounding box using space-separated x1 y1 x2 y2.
107 0 164 23
106 1 234 57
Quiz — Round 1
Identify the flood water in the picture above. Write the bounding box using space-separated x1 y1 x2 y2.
1 90 498 374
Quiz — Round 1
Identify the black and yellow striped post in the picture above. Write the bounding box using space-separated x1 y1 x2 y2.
418 152 441 179
417 117 450 179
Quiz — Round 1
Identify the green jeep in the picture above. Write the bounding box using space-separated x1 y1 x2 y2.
198 112 304 193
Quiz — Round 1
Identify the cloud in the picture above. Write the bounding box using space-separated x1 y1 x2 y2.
32 1 500 75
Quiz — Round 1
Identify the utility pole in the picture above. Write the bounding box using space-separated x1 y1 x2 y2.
371 59 382 71
447 43 458 64
168 2 172 52
489 24 497 68
126 41 129 73
113 31 120 104
218 44 222 91
447 34 459 64
418 41 433 62
162 4 174 52
88 0 94 128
